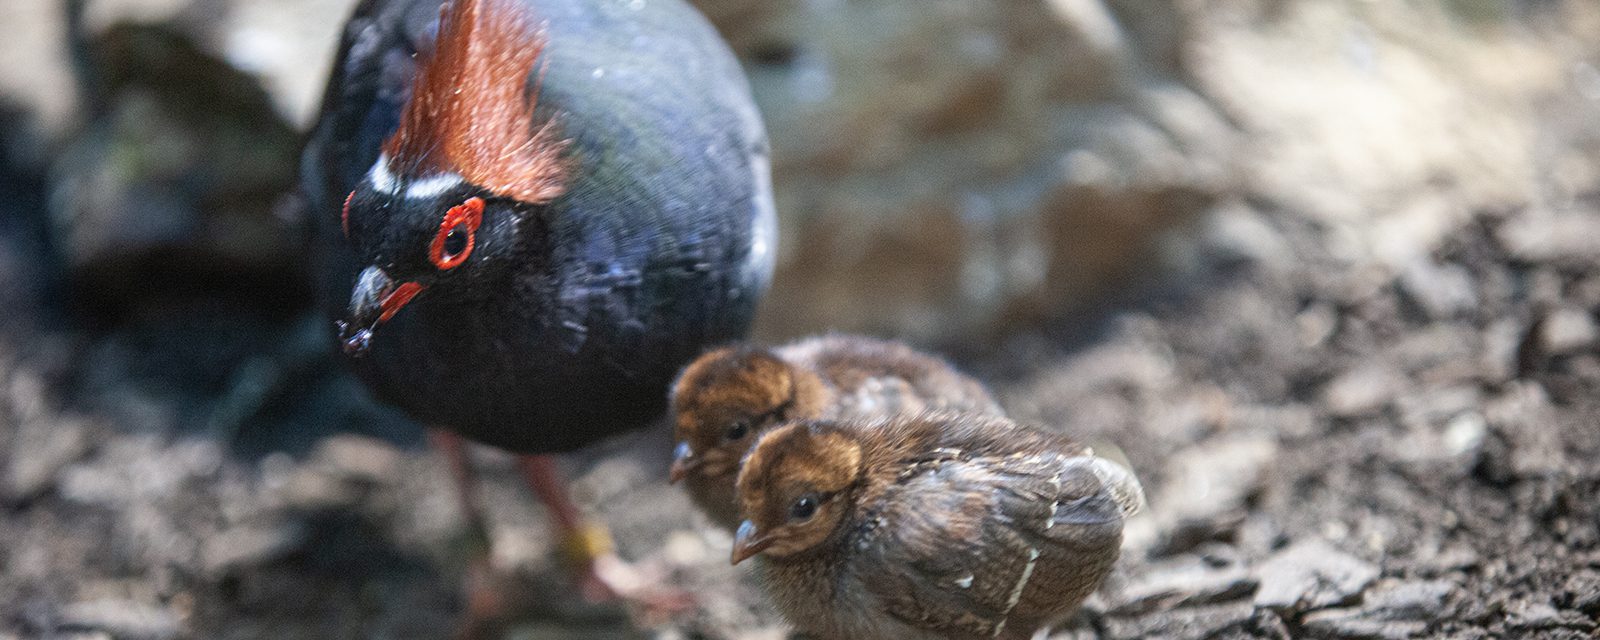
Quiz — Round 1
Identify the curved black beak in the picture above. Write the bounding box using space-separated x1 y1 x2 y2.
336 266 425 357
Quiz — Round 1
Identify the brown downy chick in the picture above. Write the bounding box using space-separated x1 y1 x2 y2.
731 412 1145 640
668 335 1003 528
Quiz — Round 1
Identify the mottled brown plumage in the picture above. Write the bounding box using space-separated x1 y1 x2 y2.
668 335 1003 528
731 412 1145 640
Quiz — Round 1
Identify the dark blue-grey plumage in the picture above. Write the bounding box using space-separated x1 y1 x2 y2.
300 0 775 452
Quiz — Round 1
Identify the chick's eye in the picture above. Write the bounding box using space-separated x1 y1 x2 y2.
789 493 819 521
725 421 749 441
429 197 484 270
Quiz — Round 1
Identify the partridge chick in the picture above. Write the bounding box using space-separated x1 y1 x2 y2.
731 412 1144 640
669 335 1002 527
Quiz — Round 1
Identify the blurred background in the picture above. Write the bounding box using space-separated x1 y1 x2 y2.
1 0 1598 638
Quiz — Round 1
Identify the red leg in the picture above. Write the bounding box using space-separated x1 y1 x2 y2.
432 430 490 535
429 429 504 633
514 454 587 538
514 454 693 620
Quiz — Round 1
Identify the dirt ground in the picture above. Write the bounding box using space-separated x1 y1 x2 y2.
2 130 1598 640
2 1 1600 638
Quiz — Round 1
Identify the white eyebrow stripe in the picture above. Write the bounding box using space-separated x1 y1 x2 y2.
403 172 466 199
365 154 466 200
367 154 399 194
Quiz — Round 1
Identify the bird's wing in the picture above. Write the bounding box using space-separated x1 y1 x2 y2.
856 451 1143 638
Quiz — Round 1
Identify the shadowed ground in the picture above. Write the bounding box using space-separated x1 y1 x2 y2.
1 0 1599 638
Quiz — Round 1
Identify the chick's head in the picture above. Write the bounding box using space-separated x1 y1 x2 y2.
670 347 816 483
731 422 864 563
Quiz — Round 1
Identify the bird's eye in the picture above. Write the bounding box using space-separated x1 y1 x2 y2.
725 420 750 441
789 493 820 521
429 197 484 270
442 226 469 258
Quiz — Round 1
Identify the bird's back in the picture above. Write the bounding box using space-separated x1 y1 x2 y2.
779 335 1003 419
825 414 1135 639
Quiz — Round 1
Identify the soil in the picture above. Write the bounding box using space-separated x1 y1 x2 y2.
1 28 1599 640
2 160 1597 640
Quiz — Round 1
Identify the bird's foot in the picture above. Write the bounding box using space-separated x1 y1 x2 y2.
577 553 695 625
562 524 694 625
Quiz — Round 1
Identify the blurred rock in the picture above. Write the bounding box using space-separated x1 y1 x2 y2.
309 434 402 485
47 20 306 320
1252 539 1378 612
703 0 1598 340
1301 607 1424 640
278 466 361 512
1300 579 1455 640
202 520 307 576
1496 210 1600 266
1397 259 1477 321
1194 202 1292 271
0 3 76 134
1392 325 1481 383
658 530 711 567
265 434 406 514
1538 307 1597 356
1102 601 1258 640
1480 318 1525 384
1369 576 1459 617
1321 365 1404 418
59 599 181 640
1107 554 1258 616
0 0 357 132
707 0 1235 340
1442 411 1489 459
1203 1 1568 255
1392 384 1478 432
1505 600 1593 632
1126 436 1275 554
1480 381 1566 479
4 414 91 503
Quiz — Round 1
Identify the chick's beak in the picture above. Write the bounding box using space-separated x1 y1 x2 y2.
731 519 773 565
668 442 699 483
337 266 425 357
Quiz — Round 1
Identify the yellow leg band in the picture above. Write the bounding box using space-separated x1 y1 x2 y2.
560 523 616 566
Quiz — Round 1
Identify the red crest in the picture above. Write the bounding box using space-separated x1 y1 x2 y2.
383 0 570 204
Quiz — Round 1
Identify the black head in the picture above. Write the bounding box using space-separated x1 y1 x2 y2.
334 0 568 356
335 162 543 355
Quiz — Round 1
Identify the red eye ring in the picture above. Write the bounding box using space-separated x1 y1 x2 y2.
429 197 484 270
341 190 355 238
